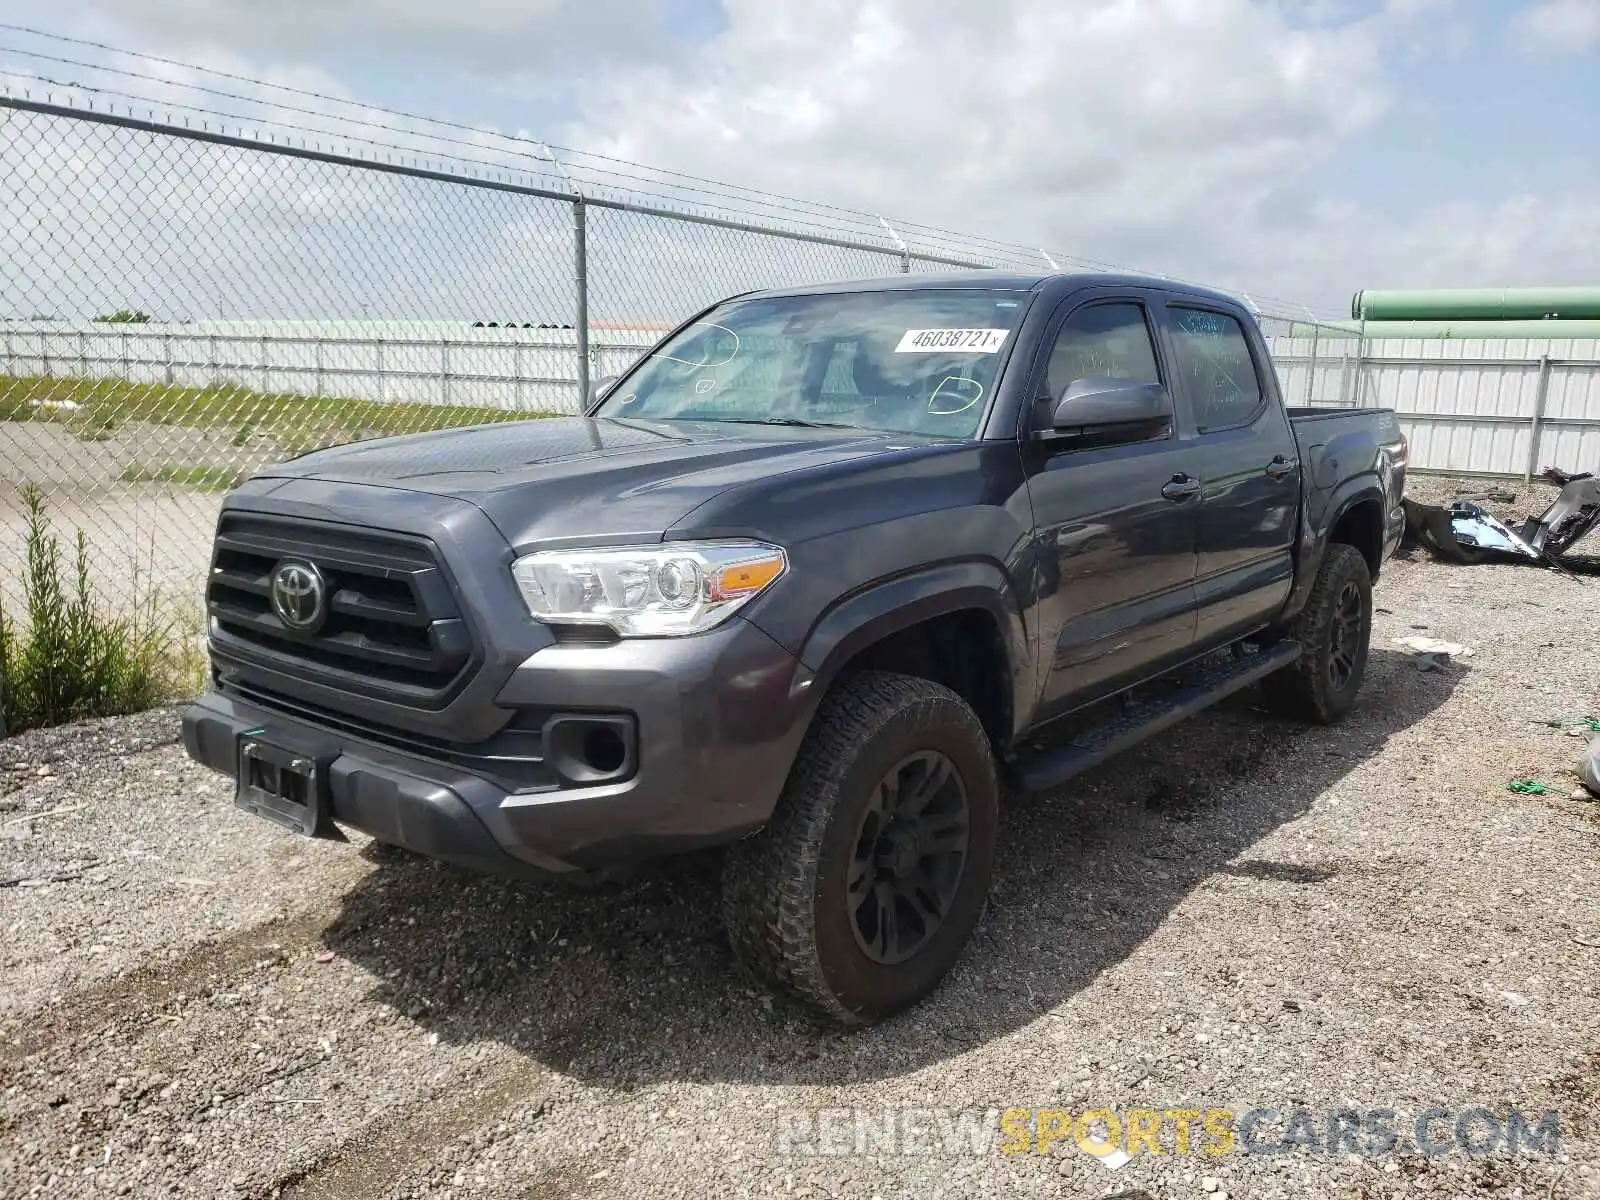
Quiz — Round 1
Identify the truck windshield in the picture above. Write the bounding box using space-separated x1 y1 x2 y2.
594 289 1031 438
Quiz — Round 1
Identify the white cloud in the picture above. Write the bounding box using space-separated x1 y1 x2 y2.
3 0 1596 320
6 0 672 73
1513 0 1600 52
563 0 1598 311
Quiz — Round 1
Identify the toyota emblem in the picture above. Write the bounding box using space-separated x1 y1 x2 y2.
270 559 327 632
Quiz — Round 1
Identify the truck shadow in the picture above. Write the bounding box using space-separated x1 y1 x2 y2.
321 647 1465 1086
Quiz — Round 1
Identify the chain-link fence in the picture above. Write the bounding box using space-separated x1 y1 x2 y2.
0 75 1353 651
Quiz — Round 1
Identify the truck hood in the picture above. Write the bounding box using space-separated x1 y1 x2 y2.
254 415 930 549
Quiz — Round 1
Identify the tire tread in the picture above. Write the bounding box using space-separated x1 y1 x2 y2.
1262 542 1371 724
721 670 992 1025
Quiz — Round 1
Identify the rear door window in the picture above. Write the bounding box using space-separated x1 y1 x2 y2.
1168 308 1265 432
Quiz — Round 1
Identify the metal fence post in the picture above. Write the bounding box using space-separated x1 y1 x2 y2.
314 337 324 397
1525 354 1553 483
878 216 910 273
1352 319 1367 407
375 337 385 403
259 335 268 392
441 337 450 406
1303 325 1319 405
573 197 591 407
163 333 174 386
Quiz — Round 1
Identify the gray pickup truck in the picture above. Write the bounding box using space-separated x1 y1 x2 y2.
183 272 1406 1025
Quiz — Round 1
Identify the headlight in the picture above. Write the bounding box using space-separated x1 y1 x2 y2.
511 541 788 637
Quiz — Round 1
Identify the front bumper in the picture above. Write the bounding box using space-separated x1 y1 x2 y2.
183 617 816 879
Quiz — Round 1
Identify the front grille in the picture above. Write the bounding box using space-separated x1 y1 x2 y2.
207 514 475 705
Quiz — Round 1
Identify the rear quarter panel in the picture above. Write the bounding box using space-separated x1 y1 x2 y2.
1284 407 1406 617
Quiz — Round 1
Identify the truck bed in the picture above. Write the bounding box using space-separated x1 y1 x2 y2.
1288 404 1372 421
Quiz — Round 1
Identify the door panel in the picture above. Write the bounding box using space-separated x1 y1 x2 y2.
1023 297 1201 719
1029 440 1203 714
1160 306 1300 647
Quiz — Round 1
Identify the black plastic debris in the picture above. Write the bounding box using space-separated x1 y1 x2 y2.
1522 468 1600 559
1403 465 1600 568
1402 498 1538 564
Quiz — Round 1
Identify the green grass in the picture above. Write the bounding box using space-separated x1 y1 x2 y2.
0 486 203 734
0 374 554 446
118 464 248 491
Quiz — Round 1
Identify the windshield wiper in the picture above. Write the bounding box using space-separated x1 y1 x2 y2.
710 416 860 430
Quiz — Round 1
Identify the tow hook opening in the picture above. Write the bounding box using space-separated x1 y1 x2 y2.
543 713 637 785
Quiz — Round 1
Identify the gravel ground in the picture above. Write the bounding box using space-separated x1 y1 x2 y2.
3 484 1600 1199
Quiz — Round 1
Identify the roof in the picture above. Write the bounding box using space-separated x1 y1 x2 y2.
740 270 1243 308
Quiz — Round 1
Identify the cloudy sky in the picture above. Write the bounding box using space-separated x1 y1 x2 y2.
1 0 1596 316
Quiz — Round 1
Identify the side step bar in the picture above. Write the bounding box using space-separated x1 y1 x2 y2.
1007 639 1301 794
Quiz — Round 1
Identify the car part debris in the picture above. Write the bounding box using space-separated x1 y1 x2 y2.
1403 498 1485 564
1542 467 1593 486
1403 464 1599 567
1400 498 1540 564
1519 470 1600 559
1451 503 1544 561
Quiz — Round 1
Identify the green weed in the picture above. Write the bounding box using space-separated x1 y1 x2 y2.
0 486 196 734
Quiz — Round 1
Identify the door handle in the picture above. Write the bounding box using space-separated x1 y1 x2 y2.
1161 474 1200 501
1266 456 1299 480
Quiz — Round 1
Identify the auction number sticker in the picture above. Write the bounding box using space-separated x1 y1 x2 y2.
894 328 1010 354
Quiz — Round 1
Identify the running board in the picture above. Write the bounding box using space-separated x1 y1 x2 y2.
1006 640 1301 794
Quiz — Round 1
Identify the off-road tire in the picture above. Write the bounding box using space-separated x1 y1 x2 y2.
721 671 999 1026
1261 542 1373 724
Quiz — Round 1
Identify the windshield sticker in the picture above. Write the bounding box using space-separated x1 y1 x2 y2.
894 328 1010 354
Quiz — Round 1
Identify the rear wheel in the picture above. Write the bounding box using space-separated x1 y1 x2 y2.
721 671 998 1026
1262 542 1373 724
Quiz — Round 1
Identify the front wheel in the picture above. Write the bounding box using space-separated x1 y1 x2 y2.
1261 542 1373 724
721 671 999 1026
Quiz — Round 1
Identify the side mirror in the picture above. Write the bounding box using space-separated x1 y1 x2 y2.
587 374 619 406
1050 377 1172 431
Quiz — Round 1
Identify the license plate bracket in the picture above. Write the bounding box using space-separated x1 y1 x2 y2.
235 734 331 837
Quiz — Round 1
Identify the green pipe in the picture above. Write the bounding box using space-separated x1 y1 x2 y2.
1351 286 1600 321
1288 318 1600 340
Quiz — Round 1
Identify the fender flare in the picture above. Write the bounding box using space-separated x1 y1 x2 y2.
794 560 1035 740
1287 476 1386 616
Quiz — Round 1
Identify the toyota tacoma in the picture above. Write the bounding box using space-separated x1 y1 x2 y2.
183 272 1407 1025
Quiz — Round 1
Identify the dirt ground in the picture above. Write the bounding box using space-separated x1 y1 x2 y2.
2 509 1599 1198
0 422 231 618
